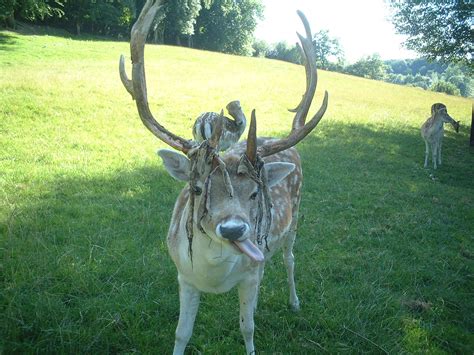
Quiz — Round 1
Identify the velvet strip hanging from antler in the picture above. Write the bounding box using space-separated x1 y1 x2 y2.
185 142 234 261
238 154 273 251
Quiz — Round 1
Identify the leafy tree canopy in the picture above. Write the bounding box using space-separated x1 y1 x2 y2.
312 29 344 70
0 0 64 25
388 0 473 70
194 0 263 56
346 54 388 80
163 0 202 44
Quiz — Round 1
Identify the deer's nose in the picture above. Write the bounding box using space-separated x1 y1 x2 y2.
217 219 249 241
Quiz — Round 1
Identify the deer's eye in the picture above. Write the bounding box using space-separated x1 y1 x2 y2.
249 191 258 200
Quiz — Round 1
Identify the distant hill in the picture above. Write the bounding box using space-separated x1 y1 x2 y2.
384 58 472 97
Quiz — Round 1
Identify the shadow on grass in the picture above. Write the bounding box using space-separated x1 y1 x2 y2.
269 122 473 353
2 164 184 353
297 121 473 189
6 21 73 37
2 122 473 353
2 21 129 43
0 32 18 50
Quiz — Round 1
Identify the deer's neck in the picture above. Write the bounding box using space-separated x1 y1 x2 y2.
236 114 246 128
425 115 444 136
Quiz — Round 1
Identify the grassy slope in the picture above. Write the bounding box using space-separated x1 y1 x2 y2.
1 31 473 353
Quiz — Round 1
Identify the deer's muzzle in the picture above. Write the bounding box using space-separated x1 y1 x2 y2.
217 218 249 242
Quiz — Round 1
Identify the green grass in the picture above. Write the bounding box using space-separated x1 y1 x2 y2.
1 30 473 353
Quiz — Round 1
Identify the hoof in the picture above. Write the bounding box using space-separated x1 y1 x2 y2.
289 301 300 312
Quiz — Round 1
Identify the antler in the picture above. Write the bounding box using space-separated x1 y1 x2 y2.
246 110 258 164
256 10 329 158
119 0 194 154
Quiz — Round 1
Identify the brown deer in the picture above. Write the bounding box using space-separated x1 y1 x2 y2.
119 1 328 353
421 103 460 169
192 100 247 151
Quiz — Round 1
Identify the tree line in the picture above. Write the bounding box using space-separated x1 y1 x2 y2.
256 40 472 98
0 0 263 56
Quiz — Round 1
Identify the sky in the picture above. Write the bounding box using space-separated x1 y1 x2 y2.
254 0 418 63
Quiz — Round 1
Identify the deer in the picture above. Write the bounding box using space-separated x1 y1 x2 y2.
119 1 328 353
421 103 460 169
192 100 247 151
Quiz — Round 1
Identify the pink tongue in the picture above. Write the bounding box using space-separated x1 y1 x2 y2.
234 239 264 262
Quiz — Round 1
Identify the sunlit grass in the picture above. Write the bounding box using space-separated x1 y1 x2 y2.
1 31 473 353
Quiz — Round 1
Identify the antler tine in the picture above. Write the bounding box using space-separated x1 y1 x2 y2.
292 11 319 130
119 0 194 154
119 55 134 98
257 10 328 158
208 110 224 149
258 92 328 157
288 43 308 114
246 110 257 165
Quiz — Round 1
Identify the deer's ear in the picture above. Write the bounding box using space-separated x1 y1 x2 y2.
158 149 190 181
265 162 295 187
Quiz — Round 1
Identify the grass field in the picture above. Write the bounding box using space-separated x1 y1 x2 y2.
1 30 473 353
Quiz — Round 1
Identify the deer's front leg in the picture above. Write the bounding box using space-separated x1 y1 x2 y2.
424 140 430 168
283 232 300 312
173 277 201 355
238 276 259 354
432 141 438 169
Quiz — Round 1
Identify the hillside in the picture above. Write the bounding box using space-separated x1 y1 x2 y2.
1 31 473 353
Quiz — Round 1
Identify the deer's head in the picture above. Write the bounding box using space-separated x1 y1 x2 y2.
158 144 296 261
431 103 460 132
119 0 328 261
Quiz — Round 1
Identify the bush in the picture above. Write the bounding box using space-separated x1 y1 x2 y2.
266 42 302 64
345 54 387 80
430 81 461 96
252 39 270 58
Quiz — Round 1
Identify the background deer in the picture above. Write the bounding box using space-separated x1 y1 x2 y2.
192 100 247 151
421 103 460 169
119 0 328 353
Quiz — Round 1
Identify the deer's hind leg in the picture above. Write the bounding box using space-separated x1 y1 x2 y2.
438 136 443 166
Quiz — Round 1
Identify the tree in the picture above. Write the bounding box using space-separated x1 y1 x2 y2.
411 73 432 89
252 39 270 57
430 80 461 96
0 0 15 27
386 59 410 75
59 0 135 36
266 42 302 64
442 64 472 97
388 0 474 70
471 106 474 147
163 0 202 45
312 29 344 70
0 0 64 28
346 54 388 80
193 0 263 56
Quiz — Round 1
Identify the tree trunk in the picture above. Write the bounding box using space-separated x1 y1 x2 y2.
76 21 81 36
470 104 474 146
6 13 15 29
